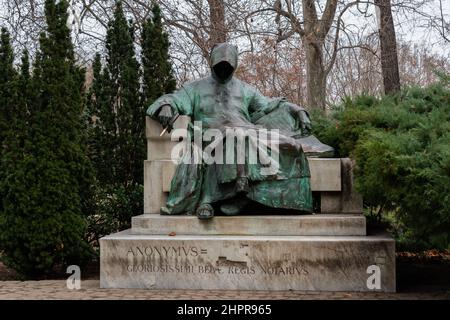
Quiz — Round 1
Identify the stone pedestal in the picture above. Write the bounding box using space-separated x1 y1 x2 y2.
100 117 396 292
100 214 396 292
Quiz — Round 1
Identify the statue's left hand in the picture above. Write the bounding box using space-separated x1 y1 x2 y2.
285 103 312 136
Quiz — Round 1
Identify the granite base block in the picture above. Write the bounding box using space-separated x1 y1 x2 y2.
100 230 395 292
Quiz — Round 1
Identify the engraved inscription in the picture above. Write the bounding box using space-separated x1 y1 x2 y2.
127 245 202 257
125 246 308 277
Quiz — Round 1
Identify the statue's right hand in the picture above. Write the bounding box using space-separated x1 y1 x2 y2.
157 105 175 128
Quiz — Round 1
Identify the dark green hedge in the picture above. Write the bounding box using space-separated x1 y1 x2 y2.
312 73 450 250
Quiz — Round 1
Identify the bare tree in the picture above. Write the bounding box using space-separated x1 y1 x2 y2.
1 0 448 103
268 0 361 110
236 37 308 105
208 0 227 45
375 0 400 94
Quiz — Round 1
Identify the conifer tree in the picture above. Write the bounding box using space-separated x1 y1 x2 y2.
86 53 114 185
85 2 177 237
0 27 16 216
106 1 142 185
86 1 144 234
0 27 16 165
2 50 30 161
89 1 143 186
0 0 93 277
141 4 176 106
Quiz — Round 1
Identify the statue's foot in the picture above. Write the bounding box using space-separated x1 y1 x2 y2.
160 207 171 215
220 197 249 216
196 203 214 220
236 177 249 193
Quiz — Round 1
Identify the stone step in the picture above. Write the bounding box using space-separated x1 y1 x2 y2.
131 214 366 236
100 230 395 292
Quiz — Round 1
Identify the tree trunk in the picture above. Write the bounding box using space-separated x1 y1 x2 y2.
299 0 336 110
375 0 401 94
207 0 227 48
304 40 327 110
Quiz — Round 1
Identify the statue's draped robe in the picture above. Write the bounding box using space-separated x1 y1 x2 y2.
147 77 313 214
147 44 312 215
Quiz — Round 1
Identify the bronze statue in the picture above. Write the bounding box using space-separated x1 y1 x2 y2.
147 43 332 219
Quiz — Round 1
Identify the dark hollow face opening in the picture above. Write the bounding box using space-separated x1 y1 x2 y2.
213 61 234 81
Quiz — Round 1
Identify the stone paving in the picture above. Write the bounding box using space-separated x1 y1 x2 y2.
0 280 449 300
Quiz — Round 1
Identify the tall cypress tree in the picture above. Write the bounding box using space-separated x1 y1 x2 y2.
0 27 17 158
106 1 142 186
88 2 176 190
86 1 143 235
89 1 142 186
1 50 29 160
141 4 176 106
86 53 114 185
0 0 93 277
0 50 30 249
0 27 17 216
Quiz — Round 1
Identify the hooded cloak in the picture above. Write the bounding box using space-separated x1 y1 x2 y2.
147 43 317 214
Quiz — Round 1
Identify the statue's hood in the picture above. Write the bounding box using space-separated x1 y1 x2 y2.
210 43 238 83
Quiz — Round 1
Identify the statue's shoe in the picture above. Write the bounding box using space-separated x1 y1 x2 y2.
220 197 249 215
160 206 171 215
196 204 214 220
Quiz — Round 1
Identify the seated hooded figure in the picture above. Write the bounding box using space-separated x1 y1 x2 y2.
147 43 333 219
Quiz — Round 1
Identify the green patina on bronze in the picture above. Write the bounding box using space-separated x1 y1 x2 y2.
147 43 332 217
